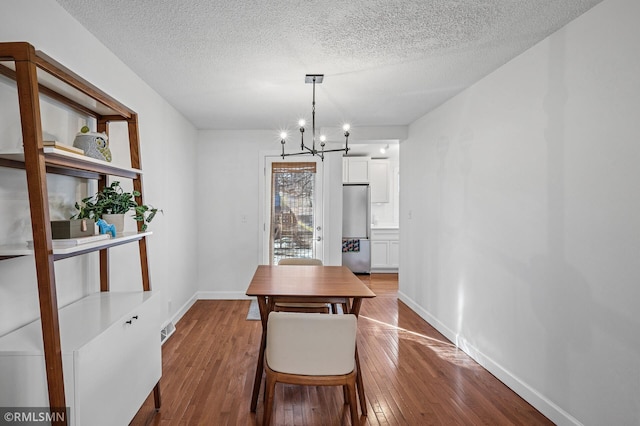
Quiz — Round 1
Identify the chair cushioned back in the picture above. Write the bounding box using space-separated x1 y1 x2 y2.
278 258 323 265
266 312 356 375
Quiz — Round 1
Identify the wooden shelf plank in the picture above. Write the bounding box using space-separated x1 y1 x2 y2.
0 147 142 179
0 231 152 259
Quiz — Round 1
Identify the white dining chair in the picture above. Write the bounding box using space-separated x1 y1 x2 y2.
263 311 359 425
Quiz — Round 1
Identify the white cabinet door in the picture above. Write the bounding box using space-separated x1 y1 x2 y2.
0 292 161 426
370 228 399 271
343 157 370 183
389 241 400 267
371 240 389 268
369 160 389 203
75 294 161 426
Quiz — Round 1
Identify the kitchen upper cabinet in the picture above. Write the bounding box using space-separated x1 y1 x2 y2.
343 158 389 202
343 157 370 183
369 159 389 203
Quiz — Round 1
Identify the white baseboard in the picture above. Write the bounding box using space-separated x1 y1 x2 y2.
397 290 583 426
370 268 399 274
197 291 253 300
166 291 247 331
170 293 198 326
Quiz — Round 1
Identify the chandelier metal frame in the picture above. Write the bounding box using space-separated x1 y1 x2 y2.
280 74 351 161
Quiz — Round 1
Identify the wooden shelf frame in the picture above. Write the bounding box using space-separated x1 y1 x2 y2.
0 42 159 425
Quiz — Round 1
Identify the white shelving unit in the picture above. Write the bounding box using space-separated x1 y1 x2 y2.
0 42 161 425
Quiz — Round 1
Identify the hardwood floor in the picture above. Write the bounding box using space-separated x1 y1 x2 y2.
131 274 552 425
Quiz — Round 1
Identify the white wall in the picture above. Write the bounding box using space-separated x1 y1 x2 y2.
0 0 199 335
196 130 343 297
399 0 640 424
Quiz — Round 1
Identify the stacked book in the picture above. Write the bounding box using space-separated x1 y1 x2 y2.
43 140 84 155
27 233 111 249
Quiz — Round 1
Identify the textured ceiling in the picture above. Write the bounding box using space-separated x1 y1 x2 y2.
54 0 602 132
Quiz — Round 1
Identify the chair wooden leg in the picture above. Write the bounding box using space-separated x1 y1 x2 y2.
355 346 367 416
153 382 161 412
347 380 359 425
251 320 268 412
263 371 276 426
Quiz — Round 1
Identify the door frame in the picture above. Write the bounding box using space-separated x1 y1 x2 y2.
259 152 325 265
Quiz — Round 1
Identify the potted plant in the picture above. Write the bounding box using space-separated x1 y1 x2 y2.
72 181 161 232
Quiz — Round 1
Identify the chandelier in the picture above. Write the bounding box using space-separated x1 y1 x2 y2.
280 74 351 161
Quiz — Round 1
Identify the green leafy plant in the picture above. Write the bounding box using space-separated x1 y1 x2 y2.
72 181 161 231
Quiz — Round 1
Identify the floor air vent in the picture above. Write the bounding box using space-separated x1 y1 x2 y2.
160 321 176 345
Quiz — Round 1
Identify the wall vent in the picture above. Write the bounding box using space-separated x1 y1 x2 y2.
160 322 176 345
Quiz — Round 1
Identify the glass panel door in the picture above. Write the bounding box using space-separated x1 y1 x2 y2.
265 158 323 265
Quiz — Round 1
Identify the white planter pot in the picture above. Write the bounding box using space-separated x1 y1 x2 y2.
101 214 125 234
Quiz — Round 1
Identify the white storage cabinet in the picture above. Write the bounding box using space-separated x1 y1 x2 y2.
0 292 161 426
370 228 399 272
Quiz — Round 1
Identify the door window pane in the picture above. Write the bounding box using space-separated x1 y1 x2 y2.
270 162 316 265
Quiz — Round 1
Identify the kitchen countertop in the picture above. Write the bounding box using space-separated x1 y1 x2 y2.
371 224 399 230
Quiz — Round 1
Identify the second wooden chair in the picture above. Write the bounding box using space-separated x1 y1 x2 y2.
275 258 331 313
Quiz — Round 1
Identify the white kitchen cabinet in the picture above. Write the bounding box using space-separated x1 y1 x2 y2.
369 159 389 203
343 157 370 183
371 240 391 269
389 240 400 267
0 291 161 426
370 228 399 272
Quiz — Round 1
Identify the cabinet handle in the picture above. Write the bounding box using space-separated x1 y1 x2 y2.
125 315 139 325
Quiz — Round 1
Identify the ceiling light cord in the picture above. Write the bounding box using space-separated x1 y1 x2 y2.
280 74 350 161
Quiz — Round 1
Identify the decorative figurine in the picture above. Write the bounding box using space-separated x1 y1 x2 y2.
96 219 116 238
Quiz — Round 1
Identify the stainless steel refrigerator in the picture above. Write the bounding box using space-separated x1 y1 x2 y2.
342 184 371 274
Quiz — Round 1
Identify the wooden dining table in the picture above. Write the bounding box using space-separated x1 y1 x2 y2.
245 265 376 416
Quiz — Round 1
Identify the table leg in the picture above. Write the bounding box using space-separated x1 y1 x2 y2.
250 296 269 412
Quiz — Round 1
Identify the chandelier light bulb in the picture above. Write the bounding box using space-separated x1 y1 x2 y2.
280 132 287 140
298 119 306 127
343 124 350 132
320 135 327 142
